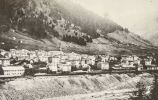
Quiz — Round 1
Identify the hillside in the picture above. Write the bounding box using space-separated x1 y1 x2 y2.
0 0 156 55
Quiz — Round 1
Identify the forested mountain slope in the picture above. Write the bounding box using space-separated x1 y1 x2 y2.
0 0 155 55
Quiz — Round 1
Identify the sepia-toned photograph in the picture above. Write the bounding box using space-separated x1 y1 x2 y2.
0 0 158 100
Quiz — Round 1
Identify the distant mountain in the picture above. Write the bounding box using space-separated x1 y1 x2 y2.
147 32 158 46
0 0 156 55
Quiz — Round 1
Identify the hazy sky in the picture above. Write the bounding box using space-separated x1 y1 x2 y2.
74 0 158 37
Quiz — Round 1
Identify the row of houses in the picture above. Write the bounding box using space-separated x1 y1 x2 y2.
0 49 156 68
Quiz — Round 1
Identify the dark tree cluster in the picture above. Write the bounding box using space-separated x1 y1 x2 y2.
120 27 130 33
62 35 89 46
83 35 93 43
